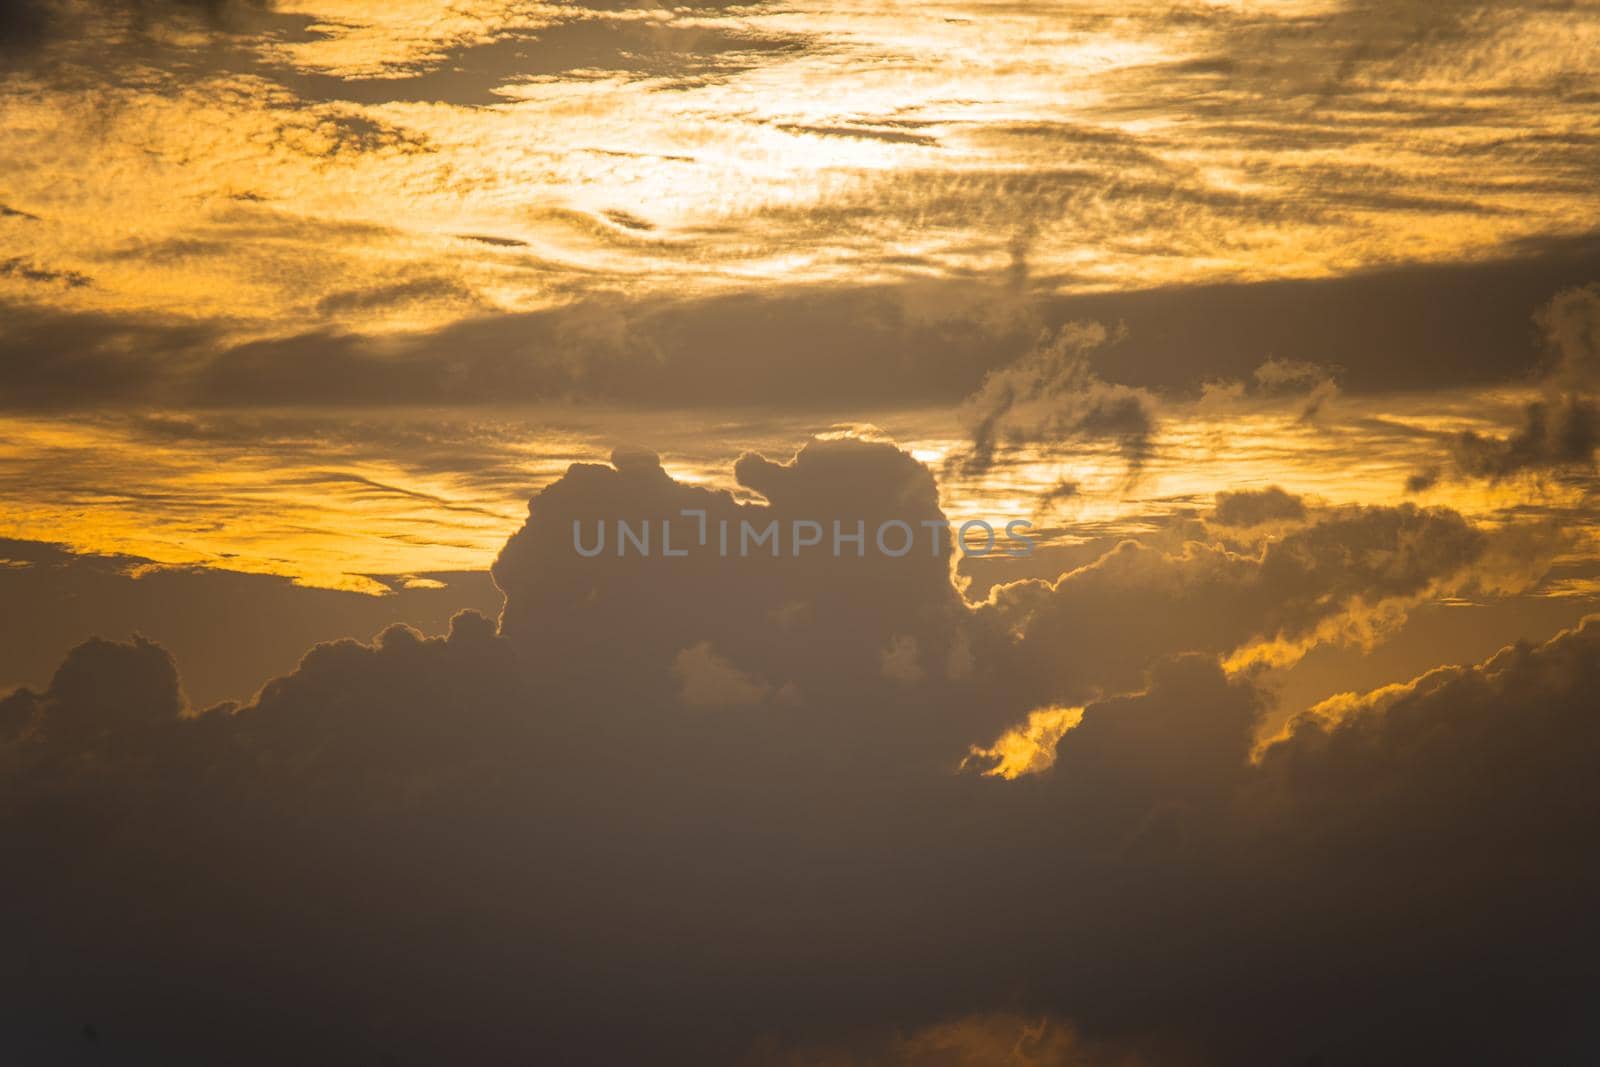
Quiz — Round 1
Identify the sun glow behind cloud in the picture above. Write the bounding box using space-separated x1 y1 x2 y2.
3 0 1599 339
0 386 1592 593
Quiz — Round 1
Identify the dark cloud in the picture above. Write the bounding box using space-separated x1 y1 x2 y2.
959 322 1156 476
455 233 529 248
7 284 1040 410
490 439 981 753
1427 283 1600 483
5 238 1600 413
775 123 940 147
0 256 90 287
1063 235 1600 395
262 110 434 162
1037 478 1081 510
0 538 503 706
980 500 1516 706
1251 356 1340 421
1404 464 1441 493
3 438 1593 1064
0 0 270 55
0 302 221 408
1450 393 1599 480
276 15 809 107
601 209 655 233
1210 485 1307 528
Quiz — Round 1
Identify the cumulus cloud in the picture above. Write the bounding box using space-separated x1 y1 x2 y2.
0 537 502 706
980 498 1552 705
1 437 1595 1065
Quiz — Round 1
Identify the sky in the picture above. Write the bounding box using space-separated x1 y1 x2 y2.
4 2 1600 1064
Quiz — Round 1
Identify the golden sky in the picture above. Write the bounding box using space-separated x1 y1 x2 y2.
0 0 1596 691
2 0 1597 333
2 0 1599 587
6 5 1600 1062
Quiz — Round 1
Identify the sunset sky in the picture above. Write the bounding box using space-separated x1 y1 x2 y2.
4 2 1600 1064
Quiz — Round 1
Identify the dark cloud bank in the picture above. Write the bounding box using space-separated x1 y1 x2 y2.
6 237 1600 414
3 438 1597 1065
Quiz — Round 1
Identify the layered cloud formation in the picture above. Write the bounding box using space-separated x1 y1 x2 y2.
5 438 1596 1064
4 0 1600 340
5 4 1600 1058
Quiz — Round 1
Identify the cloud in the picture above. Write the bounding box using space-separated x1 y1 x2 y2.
960 322 1156 476
0 536 502 706
5 242 1600 417
0 0 271 55
2 633 183 746
964 704 1082 780
313 276 479 316
1251 357 1340 421
674 641 772 709
1425 284 1600 483
0 256 91 288
4 0 1599 369
1209 486 1307 529
878 634 924 685
1195 357 1341 423
981 498 1545 705
0 284 1043 411
1450 394 1599 480
1 436 1596 1064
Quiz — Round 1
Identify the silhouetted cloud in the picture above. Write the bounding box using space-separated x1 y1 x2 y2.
6 2 1600 1055
1211 486 1307 528
8 243 1600 414
1424 284 1600 483
3 438 1593 1064
960 322 1156 476
0 537 502 706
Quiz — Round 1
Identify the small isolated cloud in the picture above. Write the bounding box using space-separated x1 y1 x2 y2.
1195 357 1341 423
1405 465 1442 494
961 322 1156 476
1211 486 1307 528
